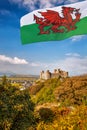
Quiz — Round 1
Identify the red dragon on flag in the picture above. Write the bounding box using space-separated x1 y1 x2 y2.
34 7 81 34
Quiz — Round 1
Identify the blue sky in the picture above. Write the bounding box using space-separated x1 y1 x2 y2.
0 0 87 76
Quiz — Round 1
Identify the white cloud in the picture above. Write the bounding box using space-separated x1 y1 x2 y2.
0 54 87 75
35 54 87 76
29 62 49 67
71 35 86 42
9 0 38 10
30 62 40 67
8 0 22 4
0 9 11 15
64 0 79 4
8 0 87 13
65 53 80 57
0 55 28 64
8 0 80 11
60 56 87 75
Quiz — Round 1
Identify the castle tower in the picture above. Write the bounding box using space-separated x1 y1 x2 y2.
62 71 68 78
52 69 60 78
40 70 45 79
45 70 51 79
56 69 61 73
54 69 57 73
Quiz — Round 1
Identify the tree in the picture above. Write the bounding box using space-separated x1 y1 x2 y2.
0 76 35 130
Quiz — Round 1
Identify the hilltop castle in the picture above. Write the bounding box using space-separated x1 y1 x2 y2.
40 69 68 80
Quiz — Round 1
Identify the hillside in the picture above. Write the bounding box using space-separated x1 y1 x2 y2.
29 76 87 106
29 78 60 104
28 76 87 130
0 75 87 130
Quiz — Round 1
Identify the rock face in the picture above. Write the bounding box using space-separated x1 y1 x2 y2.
40 69 68 80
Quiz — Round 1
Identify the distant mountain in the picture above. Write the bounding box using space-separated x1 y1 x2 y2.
0 71 16 77
10 74 39 78
0 71 39 78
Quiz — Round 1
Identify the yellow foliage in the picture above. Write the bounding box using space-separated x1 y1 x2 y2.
13 104 24 111
36 105 87 130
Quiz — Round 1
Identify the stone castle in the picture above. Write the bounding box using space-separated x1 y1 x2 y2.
40 69 68 80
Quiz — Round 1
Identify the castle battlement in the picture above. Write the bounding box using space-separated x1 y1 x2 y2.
40 69 68 80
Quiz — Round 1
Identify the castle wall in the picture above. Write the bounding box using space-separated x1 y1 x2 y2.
40 70 51 80
40 69 68 80
51 73 60 79
45 70 51 79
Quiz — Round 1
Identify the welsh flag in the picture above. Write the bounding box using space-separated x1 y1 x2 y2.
20 0 87 44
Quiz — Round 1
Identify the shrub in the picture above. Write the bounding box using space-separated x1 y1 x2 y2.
54 76 87 105
0 76 35 130
39 108 54 122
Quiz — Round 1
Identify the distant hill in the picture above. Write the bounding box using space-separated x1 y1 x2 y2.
0 71 39 78
0 71 16 76
9 74 39 78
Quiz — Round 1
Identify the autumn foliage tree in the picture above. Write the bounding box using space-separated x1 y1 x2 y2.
54 76 87 105
0 76 35 130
